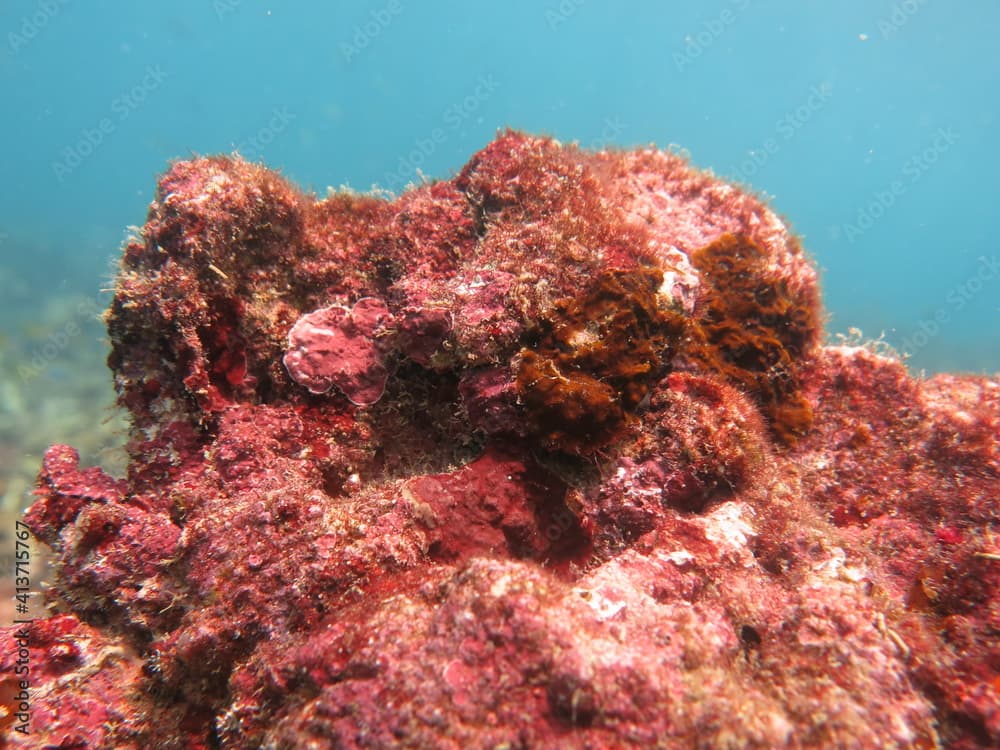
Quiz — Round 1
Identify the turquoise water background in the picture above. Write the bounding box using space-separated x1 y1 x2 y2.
1 0 998 373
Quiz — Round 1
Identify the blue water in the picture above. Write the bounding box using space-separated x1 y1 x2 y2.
2 0 997 373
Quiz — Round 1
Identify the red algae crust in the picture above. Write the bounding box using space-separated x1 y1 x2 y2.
3 131 998 749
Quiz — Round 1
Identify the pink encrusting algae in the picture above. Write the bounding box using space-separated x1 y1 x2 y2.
1 131 998 749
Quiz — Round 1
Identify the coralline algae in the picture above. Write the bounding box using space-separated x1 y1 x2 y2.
2 131 998 749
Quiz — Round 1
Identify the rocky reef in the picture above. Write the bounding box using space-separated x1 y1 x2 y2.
2 131 998 749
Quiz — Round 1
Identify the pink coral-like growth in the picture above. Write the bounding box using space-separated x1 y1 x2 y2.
283 296 394 405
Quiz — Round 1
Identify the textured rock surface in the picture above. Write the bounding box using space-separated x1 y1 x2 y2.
2 131 998 749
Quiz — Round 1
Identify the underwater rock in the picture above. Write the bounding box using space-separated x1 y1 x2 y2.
3 131 998 749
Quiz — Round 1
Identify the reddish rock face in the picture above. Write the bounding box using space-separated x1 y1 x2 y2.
3 131 997 749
